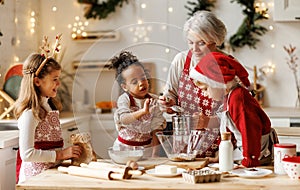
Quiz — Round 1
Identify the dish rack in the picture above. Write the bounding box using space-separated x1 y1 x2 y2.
182 168 222 184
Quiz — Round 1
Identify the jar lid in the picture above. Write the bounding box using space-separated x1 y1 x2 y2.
274 143 296 148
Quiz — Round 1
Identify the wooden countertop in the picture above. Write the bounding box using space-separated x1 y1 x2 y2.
16 165 300 190
273 127 300 137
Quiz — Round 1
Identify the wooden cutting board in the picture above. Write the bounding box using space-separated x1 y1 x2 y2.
94 158 208 170
164 158 208 170
137 157 208 170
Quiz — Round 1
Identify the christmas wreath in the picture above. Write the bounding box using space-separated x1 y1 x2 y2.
77 0 128 20
229 0 268 51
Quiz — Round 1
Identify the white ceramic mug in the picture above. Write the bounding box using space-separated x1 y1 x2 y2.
274 143 297 175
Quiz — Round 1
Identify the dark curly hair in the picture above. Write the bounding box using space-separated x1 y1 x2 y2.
109 51 150 87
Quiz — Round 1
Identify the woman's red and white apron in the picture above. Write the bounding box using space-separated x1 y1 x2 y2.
177 50 221 158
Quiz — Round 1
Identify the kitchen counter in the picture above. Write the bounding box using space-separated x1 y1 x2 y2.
263 107 300 118
0 130 19 148
16 165 300 190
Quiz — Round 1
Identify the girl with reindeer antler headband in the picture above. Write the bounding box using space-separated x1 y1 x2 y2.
14 34 82 184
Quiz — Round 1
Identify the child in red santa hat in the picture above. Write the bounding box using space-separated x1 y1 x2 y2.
190 52 278 167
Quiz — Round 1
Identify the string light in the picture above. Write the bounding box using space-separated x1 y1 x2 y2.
69 16 89 40
141 3 146 9
14 56 19 62
259 62 276 76
29 11 36 34
129 1 152 42
52 6 57 12
270 44 275 48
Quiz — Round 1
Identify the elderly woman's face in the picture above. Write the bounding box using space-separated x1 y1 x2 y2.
187 31 216 62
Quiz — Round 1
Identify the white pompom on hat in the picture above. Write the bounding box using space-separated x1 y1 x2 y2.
190 52 250 88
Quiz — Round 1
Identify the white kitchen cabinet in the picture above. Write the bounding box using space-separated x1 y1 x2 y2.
0 144 18 190
274 0 300 21
90 114 117 159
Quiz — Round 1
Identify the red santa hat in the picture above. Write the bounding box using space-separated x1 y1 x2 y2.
190 52 250 88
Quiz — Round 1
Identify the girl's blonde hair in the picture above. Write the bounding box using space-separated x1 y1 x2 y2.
14 53 62 121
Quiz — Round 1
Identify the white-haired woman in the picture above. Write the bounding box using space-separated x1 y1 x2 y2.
159 10 228 161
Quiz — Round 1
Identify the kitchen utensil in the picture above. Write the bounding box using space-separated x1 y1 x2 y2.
3 75 22 100
170 105 184 113
282 156 300 179
0 90 15 119
156 131 196 162
57 166 124 180
274 143 297 175
80 161 142 179
172 115 191 135
187 130 203 154
108 147 144 164
4 63 23 82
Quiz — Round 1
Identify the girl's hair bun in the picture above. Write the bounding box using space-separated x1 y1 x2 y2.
109 51 138 70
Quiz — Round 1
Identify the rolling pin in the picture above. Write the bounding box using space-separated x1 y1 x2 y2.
80 162 142 179
57 166 124 180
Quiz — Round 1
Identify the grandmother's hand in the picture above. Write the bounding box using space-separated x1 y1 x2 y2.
158 96 176 114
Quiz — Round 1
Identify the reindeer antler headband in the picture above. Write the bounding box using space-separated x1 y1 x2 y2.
34 34 62 76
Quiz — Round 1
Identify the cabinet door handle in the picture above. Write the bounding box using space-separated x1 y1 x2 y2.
67 127 78 132
12 147 19 151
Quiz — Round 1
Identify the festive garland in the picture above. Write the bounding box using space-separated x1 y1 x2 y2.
77 0 128 20
229 0 268 51
185 0 216 17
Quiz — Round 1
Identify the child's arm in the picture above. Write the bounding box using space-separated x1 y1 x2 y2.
55 146 82 161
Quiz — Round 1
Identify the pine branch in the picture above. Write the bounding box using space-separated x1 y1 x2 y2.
78 0 128 20
229 0 269 51
185 0 216 17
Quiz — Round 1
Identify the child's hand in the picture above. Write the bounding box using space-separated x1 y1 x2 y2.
143 98 158 114
55 145 82 161
143 98 151 114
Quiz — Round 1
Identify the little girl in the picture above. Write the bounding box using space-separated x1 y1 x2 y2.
14 35 82 183
190 52 278 167
109 51 166 157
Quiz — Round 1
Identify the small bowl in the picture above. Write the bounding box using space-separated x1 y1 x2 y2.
108 147 144 164
282 156 300 180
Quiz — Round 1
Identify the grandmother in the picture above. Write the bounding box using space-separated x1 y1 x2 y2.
158 10 228 160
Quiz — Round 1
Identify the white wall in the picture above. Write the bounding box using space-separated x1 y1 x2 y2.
1 0 300 108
